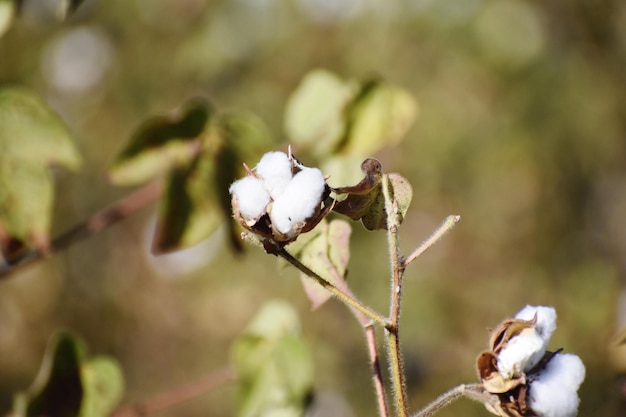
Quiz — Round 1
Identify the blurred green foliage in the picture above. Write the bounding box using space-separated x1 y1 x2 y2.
0 0 625 416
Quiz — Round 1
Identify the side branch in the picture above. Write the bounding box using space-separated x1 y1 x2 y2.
0 180 163 278
402 215 460 268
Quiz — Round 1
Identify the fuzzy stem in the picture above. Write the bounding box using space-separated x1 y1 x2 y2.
0 180 163 279
382 174 409 417
277 247 388 327
402 215 460 268
411 383 486 417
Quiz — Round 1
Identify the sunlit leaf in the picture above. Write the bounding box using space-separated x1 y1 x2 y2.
0 0 15 38
0 86 82 169
0 86 81 253
284 69 356 157
12 332 85 417
80 357 125 417
231 301 313 417
152 150 222 253
333 159 412 231
108 98 212 186
288 219 352 310
341 81 418 156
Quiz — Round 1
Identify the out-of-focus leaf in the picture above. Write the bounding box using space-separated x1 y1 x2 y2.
231 301 313 417
56 0 86 20
108 98 212 186
12 332 125 417
152 150 222 253
217 111 275 251
79 357 125 417
0 86 81 253
12 332 85 417
0 0 15 38
341 81 418 156
284 69 356 157
288 220 351 310
0 86 82 169
333 160 412 231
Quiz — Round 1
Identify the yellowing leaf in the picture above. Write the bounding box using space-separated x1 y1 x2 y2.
342 81 418 156
80 357 125 417
284 69 356 157
0 0 16 38
0 86 81 253
108 98 212 186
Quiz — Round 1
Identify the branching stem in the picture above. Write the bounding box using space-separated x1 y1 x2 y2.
411 383 486 417
0 180 163 279
276 247 388 327
402 215 460 268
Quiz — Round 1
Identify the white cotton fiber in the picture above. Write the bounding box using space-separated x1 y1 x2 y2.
515 305 557 344
269 167 326 237
497 327 546 378
528 353 585 417
229 176 270 221
255 151 293 200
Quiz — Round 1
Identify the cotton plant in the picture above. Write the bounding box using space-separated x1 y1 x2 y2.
229 150 585 417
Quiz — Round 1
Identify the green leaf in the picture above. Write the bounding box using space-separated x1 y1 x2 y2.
13 332 85 417
0 86 81 253
0 86 82 169
108 98 212 186
341 80 418 156
12 331 125 417
152 149 222 253
284 69 356 157
333 160 412 231
79 358 125 417
0 0 16 38
288 219 352 310
231 301 313 417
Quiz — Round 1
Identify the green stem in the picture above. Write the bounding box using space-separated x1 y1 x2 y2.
402 215 460 268
411 384 486 417
382 174 409 417
277 247 388 327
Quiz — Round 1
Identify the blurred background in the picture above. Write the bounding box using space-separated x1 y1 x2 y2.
1 0 625 415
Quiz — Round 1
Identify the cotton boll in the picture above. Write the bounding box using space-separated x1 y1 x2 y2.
496 327 546 378
515 305 557 344
270 167 327 237
528 353 585 417
255 151 293 199
229 176 271 222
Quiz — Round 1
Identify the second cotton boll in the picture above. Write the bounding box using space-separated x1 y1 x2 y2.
270 167 327 238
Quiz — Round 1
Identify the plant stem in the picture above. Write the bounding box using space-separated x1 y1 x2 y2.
402 215 460 268
111 367 236 417
276 247 388 327
0 180 163 279
411 383 486 417
382 174 409 417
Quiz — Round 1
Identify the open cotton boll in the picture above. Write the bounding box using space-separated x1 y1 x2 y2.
515 305 557 344
528 353 585 417
255 151 293 200
496 327 546 378
229 176 271 222
270 167 326 237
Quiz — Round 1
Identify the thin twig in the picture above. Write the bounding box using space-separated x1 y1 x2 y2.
110 367 237 417
0 180 163 279
382 174 409 417
402 215 460 268
276 247 388 327
411 383 486 417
